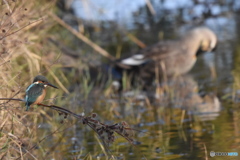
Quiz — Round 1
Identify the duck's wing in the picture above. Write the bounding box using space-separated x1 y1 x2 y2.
120 40 180 67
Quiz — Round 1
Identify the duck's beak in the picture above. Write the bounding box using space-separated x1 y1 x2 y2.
46 82 58 89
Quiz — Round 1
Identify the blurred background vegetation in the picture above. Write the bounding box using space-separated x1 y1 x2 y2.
0 0 240 159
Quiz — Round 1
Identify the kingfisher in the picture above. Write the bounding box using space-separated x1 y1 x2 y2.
25 75 58 111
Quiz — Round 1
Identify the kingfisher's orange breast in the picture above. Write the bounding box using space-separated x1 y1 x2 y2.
33 89 46 105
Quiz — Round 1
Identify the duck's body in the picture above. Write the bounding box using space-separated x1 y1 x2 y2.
115 27 217 85
25 75 58 111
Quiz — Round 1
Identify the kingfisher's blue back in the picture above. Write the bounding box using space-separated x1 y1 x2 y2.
25 83 45 111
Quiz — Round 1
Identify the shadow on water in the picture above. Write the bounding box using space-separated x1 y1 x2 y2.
49 0 240 159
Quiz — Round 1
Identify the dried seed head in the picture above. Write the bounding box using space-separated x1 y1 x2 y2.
92 113 97 118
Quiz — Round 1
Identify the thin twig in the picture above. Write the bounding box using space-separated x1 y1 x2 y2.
38 103 83 119
0 60 10 66
0 18 43 40
0 98 24 102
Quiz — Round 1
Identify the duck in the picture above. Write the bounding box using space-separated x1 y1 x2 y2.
114 26 217 86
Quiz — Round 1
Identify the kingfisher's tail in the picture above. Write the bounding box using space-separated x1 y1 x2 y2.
25 103 30 111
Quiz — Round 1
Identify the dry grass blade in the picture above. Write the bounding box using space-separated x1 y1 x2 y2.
127 33 146 48
46 66 70 94
48 12 116 61
145 0 156 15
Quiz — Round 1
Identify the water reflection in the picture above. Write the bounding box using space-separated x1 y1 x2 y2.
117 74 221 122
155 75 221 121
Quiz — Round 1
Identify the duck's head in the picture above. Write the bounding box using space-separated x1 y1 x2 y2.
189 27 217 55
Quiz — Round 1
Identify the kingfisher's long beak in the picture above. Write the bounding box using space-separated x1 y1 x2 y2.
46 83 58 89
